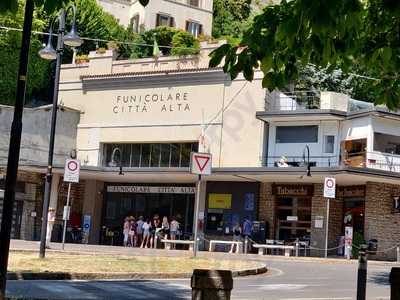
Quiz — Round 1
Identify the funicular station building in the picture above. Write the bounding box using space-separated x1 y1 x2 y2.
1 42 400 260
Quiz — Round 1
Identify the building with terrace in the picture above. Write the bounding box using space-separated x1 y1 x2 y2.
1 43 400 260
97 0 213 36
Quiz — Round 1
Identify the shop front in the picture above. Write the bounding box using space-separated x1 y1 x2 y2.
272 184 313 242
204 181 260 240
101 183 195 245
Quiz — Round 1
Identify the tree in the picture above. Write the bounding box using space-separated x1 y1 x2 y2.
209 0 400 109
0 1 51 105
212 0 252 38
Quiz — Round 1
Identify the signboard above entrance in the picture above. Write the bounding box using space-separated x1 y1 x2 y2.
273 185 314 197
107 185 195 194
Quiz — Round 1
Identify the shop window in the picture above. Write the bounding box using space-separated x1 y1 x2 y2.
276 125 318 143
186 21 202 37
156 13 174 27
374 132 400 155
324 135 335 153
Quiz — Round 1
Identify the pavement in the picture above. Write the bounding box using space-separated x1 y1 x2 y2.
5 240 399 299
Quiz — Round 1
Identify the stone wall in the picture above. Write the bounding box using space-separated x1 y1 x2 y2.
259 182 274 239
365 182 400 260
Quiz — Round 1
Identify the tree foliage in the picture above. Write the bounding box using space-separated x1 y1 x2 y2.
210 0 400 109
0 1 51 105
212 0 252 38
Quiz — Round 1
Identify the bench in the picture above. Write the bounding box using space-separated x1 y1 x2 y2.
209 240 243 254
253 244 295 257
161 239 195 250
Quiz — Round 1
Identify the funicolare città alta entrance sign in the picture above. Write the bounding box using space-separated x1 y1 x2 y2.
113 92 191 114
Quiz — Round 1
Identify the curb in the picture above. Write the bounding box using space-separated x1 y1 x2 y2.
7 265 267 281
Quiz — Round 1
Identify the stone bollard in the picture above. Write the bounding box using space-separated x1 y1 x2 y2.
389 267 400 300
191 269 233 300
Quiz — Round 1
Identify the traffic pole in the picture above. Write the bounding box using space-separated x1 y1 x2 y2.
61 182 72 250
356 244 368 300
324 197 330 258
0 1 35 298
193 174 201 257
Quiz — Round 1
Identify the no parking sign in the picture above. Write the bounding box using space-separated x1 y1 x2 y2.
64 159 80 183
324 177 336 198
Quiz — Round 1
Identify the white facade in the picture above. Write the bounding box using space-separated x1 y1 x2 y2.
260 91 400 174
98 0 213 36
59 44 265 171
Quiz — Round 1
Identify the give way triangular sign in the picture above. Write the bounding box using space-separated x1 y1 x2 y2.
190 152 212 175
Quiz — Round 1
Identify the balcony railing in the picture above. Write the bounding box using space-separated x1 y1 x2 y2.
264 156 339 168
266 91 321 111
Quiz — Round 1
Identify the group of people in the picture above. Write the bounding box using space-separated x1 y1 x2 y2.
230 218 253 253
122 215 180 248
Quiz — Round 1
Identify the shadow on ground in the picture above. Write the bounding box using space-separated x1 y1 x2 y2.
6 279 191 300
368 271 390 286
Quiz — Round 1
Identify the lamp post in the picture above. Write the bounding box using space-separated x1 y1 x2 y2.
303 145 311 177
109 147 124 175
0 1 35 297
38 4 82 259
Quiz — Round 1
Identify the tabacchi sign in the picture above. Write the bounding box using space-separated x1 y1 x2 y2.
112 91 191 114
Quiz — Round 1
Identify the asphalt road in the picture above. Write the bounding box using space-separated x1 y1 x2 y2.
6 260 393 300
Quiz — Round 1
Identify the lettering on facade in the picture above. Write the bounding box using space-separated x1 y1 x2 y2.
112 92 190 114
337 186 366 198
273 185 314 197
107 185 196 194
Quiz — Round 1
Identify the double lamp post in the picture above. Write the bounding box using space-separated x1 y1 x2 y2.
38 4 83 258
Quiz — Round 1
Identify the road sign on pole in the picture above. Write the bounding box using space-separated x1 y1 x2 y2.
190 152 212 257
323 177 336 258
64 159 80 183
190 152 212 176
324 177 336 198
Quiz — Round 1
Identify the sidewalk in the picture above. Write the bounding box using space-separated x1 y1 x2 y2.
10 239 400 266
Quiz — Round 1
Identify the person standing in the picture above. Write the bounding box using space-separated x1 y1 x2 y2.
242 217 253 253
161 216 170 240
46 207 56 248
123 217 130 247
151 215 162 248
170 217 179 249
141 219 151 248
136 216 144 247
229 223 242 253
128 217 137 247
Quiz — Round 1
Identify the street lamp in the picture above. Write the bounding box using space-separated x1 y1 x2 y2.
109 147 124 175
38 4 82 259
303 145 312 177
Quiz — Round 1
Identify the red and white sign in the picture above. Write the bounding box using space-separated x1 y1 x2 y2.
64 159 80 183
190 152 212 175
324 177 336 198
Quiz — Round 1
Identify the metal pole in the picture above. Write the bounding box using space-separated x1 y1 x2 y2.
0 1 34 298
397 247 400 263
193 174 201 257
39 10 65 258
61 182 71 250
356 244 368 300
325 198 330 258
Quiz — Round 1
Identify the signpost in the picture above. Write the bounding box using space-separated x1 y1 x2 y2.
190 152 212 257
61 158 80 250
323 177 336 258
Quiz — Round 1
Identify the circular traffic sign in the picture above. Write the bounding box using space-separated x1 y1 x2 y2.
67 160 78 172
326 178 335 188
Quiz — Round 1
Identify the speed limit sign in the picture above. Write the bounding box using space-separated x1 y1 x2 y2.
64 159 80 183
324 177 336 198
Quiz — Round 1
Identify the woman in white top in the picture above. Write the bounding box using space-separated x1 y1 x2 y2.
123 217 130 247
140 219 152 248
